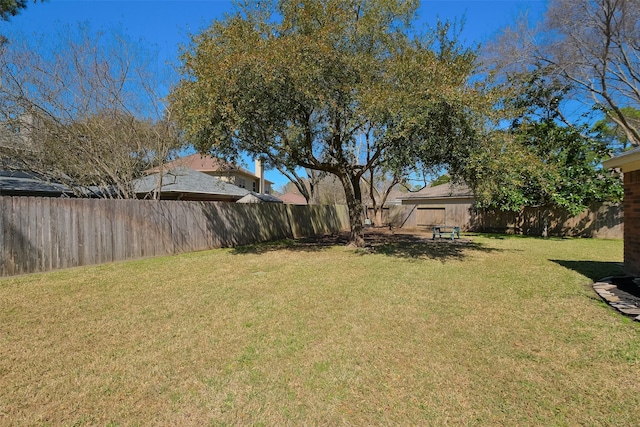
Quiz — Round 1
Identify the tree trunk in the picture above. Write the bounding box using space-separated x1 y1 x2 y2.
374 208 383 226
541 208 549 238
338 171 365 247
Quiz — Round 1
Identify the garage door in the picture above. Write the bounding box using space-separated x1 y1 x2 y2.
416 207 445 226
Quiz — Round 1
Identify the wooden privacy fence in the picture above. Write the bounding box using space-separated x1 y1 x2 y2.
386 202 623 239
0 197 349 277
468 203 623 238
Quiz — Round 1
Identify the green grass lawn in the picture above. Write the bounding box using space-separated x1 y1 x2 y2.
1 232 638 426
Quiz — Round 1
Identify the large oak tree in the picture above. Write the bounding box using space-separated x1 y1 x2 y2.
171 0 482 246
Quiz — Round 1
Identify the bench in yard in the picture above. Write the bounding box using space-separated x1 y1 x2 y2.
432 225 460 240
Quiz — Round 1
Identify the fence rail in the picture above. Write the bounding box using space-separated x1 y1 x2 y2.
0 197 349 277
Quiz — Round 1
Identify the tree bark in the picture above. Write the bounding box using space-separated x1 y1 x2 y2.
338 171 365 247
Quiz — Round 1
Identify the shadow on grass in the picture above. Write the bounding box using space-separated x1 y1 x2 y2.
551 259 624 281
232 230 499 262
231 234 346 255
469 232 570 241
360 232 500 261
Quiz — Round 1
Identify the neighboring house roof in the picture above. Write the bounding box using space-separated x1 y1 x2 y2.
237 192 283 203
603 147 640 172
278 192 307 204
158 153 274 185
162 153 236 173
134 166 250 201
383 188 405 205
363 187 405 207
399 182 474 204
0 170 73 197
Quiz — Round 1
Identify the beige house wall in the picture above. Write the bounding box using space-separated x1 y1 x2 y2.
205 172 271 194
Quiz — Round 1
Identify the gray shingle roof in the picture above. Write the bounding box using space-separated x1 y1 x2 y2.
134 167 250 198
0 170 72 196
236 192 283 203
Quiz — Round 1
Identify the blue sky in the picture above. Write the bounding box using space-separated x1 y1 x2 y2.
2 0 547 190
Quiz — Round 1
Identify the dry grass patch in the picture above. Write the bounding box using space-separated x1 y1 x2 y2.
1 231 638 425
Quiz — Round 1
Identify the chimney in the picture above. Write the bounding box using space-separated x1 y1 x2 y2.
255 158 265 194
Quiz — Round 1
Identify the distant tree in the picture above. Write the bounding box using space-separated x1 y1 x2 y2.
276 170 345 205
275 181 299 196
467 125 623 232
315 174 348 206
594 106 640 154
345 124 400 225
0 24 182 197
430 174 451 187
272 164 326 204
362 169 401 226
487 0 640 146
41 111 180 197
171 0 483 246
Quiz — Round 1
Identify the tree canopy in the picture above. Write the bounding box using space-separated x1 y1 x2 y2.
0 0 39 21
171 0 483 246
469 0 634 218
487 0 640 146
463 72 623 217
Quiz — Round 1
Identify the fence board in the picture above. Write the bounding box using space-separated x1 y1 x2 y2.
27 197 39 273
61 200 70 269
71 200 79 267
86 199 97 266
49 198 59 271
1 198 13 276
11 197 23 275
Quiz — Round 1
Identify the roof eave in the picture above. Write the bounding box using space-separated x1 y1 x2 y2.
603 148 640 172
